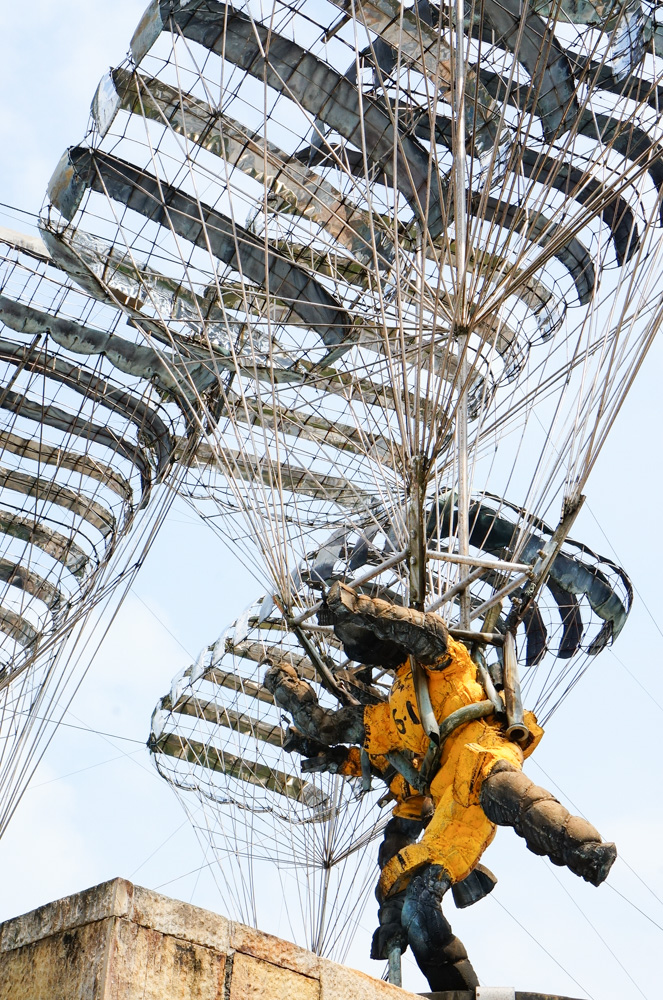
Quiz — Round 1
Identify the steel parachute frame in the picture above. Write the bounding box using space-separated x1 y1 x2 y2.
31 0 663 966
0 223 195 836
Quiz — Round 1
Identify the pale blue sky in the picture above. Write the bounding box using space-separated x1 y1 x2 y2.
0 5 662 998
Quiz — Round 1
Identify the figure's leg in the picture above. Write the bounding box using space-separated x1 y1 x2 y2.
401 864 479 992
378 778 498 900
480 760 616 885
371 810 497 963
264 660 364 745
376 772 492 992
370 817 423 962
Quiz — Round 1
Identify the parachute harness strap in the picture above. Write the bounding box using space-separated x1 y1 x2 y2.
386 699 496 795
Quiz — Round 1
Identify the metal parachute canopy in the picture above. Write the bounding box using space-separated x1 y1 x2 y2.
0 223 198 835
35 0 663 970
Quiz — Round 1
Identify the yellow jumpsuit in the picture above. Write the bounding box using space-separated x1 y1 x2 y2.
342 637 543 899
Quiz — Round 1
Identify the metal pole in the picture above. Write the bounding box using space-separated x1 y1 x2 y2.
388 945 402 987
289 547 409 626
453 0 467 295
457 337 471 630
426 550 533 575
408 454 427 611
503 631 530 743
426 565 485 612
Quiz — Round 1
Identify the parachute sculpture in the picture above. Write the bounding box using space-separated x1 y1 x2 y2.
38 0 663 986
0 225 193 836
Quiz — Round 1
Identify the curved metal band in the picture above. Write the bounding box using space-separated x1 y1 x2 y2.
162 1 445 239
62 147 353 353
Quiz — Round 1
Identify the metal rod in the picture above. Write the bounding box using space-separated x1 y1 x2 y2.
438 699 494 744
419 699 495 789
410 655 440 743
408 456 426 611
387 945 402 987
351 546 409 588
453 0 470 630
385 751 425 791
426 550 533 574
449 628 504 646
452 0 468 307
457 355 471 631
448 628 504 646
472 647 504 714
289 547 409 626
425 565 485 612
292 622 359 707
360 748 372 793
469 572 530 623
503 631 530 743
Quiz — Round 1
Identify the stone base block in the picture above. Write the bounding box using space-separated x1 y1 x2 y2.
0 877 422 1000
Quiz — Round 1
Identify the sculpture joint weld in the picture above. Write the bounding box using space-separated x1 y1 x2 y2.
264 582 616 992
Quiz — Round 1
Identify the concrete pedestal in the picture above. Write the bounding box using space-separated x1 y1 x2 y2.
0 877 421 1000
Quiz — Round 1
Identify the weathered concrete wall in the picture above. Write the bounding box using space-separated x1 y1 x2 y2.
0 877 421 1000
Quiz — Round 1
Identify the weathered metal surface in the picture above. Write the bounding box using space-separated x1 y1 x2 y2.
107 67 384 262
151 731 325 805
0 323 174 484
0 466 114 537
326 0 503 157
0 607 38 648
204 665 275 706
482 0 579 138
0 230 193 847
130 0 164 64
171 694 285 746
578 111 663 226
473 197 595 306
0 294 195 404
0 385 151 506
0 427 131 501
431 494 631 661
424 120 638 262
162 1 446 238
476 68 663 222
59 146 353 351
191 444 379 514
502 632 529 742
0 556 65 612
0 509 88 578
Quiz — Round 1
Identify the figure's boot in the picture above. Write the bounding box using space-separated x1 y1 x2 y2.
480 761 616 886
401 864 479 992
371 890 408 961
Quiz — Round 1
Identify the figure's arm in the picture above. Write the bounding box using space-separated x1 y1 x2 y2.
325 581 450 668
283 730 361 775
264 660 365 746
301 745 364 775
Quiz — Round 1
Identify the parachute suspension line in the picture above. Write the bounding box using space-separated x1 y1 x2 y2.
453 0 471 630
457 332 471 629
311 775 342 956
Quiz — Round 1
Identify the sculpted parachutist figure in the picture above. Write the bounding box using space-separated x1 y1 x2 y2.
266 582 616 992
